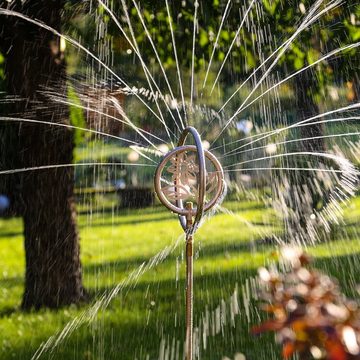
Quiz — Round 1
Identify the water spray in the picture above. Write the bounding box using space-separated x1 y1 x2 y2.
154 127 225 360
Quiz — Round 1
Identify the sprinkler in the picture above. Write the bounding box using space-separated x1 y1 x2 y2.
154 127 225 360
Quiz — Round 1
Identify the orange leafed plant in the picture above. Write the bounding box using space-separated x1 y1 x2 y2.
252 247 360 360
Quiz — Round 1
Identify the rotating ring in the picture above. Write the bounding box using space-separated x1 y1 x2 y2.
154 146 223 213
154 127 224 230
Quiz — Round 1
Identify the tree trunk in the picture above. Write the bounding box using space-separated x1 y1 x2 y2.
0 0 85 309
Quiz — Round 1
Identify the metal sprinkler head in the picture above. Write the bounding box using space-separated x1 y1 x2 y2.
154 126 225 232
154 126 224 360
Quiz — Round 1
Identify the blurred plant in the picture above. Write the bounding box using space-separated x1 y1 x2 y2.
252 247 360 359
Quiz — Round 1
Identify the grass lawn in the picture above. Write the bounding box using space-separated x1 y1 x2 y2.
0 197 360 360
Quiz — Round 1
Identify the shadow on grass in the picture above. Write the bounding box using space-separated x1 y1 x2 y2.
0 305 20 317
77 204 169 216
79 214 175 229
0 276 23 290
0 231 23 240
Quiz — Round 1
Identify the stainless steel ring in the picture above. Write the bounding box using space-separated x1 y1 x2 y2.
154 145 223 212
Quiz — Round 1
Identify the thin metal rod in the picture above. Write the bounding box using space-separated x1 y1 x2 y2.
178 127 206 228
185 202 194 360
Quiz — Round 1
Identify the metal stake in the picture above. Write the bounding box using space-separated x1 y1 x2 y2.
185 202 194 360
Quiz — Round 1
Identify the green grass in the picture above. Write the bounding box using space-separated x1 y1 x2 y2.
0 198 360 360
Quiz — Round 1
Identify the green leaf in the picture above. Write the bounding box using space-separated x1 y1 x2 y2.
246 50 256 69
306 49 320 65
290 43 305 59
294 57 304 70
199 29 209 47
218 51 225 62
98 5 105 15
263 0 277 16
345 22 360 41
221 30 230 41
